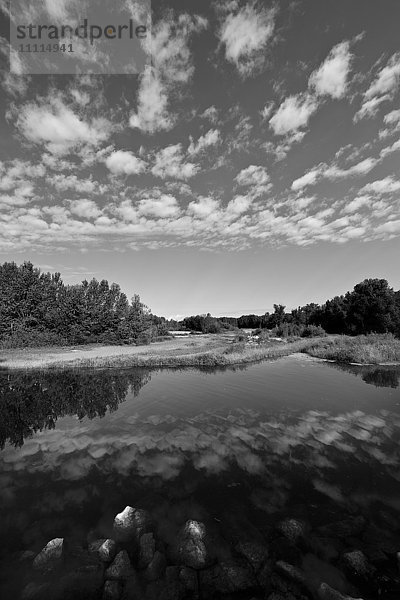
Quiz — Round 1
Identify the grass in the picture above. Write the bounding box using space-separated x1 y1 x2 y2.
304 333 400 364
1 333 399 370
35 338 318 369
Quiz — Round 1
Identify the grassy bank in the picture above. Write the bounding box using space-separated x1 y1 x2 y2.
304 334 400 364
1 333 399 370
0 335 319 370
45 338 318 369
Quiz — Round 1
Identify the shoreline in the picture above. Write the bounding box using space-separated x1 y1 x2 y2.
1 334 399 371
0 336 316 371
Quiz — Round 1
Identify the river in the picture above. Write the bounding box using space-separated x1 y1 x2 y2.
0 355 399 599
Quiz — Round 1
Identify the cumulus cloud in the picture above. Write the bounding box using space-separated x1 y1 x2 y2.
355 53 400 120
138 194 180 218
218 2 276 76
226 194 253 215
69 199 102 219
130 15 207 133
187 196 220 218
269 93 318 136
152 144 199 180
106 150 147 175
15 97 111 155
129 67 174 134
188 129 221 155
235 165 269 187
309 41 353 99
360 176 400 195
47 174 98 194
291 157 378 191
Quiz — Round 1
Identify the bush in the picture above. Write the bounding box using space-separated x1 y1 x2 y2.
0 327 68 348
301 324 327 338
135 329 153 345
224 341 246 354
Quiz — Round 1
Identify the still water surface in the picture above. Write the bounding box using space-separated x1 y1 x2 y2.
0 355 399 599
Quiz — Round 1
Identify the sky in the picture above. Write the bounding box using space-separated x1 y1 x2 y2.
0 0 400 318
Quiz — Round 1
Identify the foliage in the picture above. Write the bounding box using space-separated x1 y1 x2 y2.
305 334 400 364
0 261 156 347
0 369 151 448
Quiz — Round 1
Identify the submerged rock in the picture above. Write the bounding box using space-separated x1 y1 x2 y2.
144 550 167 581
106 550 135 580
99 539 117 563
88 539 107 554
139 532 155 568
200 559 257 595
236 540 269 572
179 566 198 595
33 537 64 572
113 506 151 542
318 582 364 600
275 560 306 585
270 572 310 600
342 550 374 579
277 518 307 544
177 520 210 569
103 580 122 600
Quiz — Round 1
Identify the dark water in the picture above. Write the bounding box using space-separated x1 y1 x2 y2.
0 355 399 599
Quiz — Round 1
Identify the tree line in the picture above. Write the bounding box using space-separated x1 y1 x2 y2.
0 263 399 347
167 278 400 338
0 261 168 347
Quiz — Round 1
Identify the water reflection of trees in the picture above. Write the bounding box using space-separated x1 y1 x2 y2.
327 362 400 388
0 369 151 449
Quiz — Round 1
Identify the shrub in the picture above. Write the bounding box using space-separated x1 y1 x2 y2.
0 327 68 348
301 324 327 338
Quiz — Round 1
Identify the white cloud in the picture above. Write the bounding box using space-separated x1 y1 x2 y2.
0 159 45 191
106 150 147 176
291 157 378 191
47 174 97 193
188 129 221 155
269 93 318 136
16 98 110 155
69 199 102 219
356 53 400 120
360 176 400 195
226 194 253 215
324 157 378 179
309 41 352 99
260 102 274 120
343 196 370 214
129 67 174 134
384 109 400 124
130 15 207 133
219 3 276 76
235 165 269 187
138 194 180 218
200 106 219 123
151 14 207 83
187 197 220 218
291 169 320 191
152 144 199 180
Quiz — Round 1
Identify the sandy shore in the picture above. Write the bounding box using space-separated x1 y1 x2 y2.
0 334 235 370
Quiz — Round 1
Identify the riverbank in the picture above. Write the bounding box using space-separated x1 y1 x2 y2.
0 333 399 370
304 333 400 365
0 335 319 370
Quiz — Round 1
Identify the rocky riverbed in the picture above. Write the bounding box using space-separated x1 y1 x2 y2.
17 504 400 600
